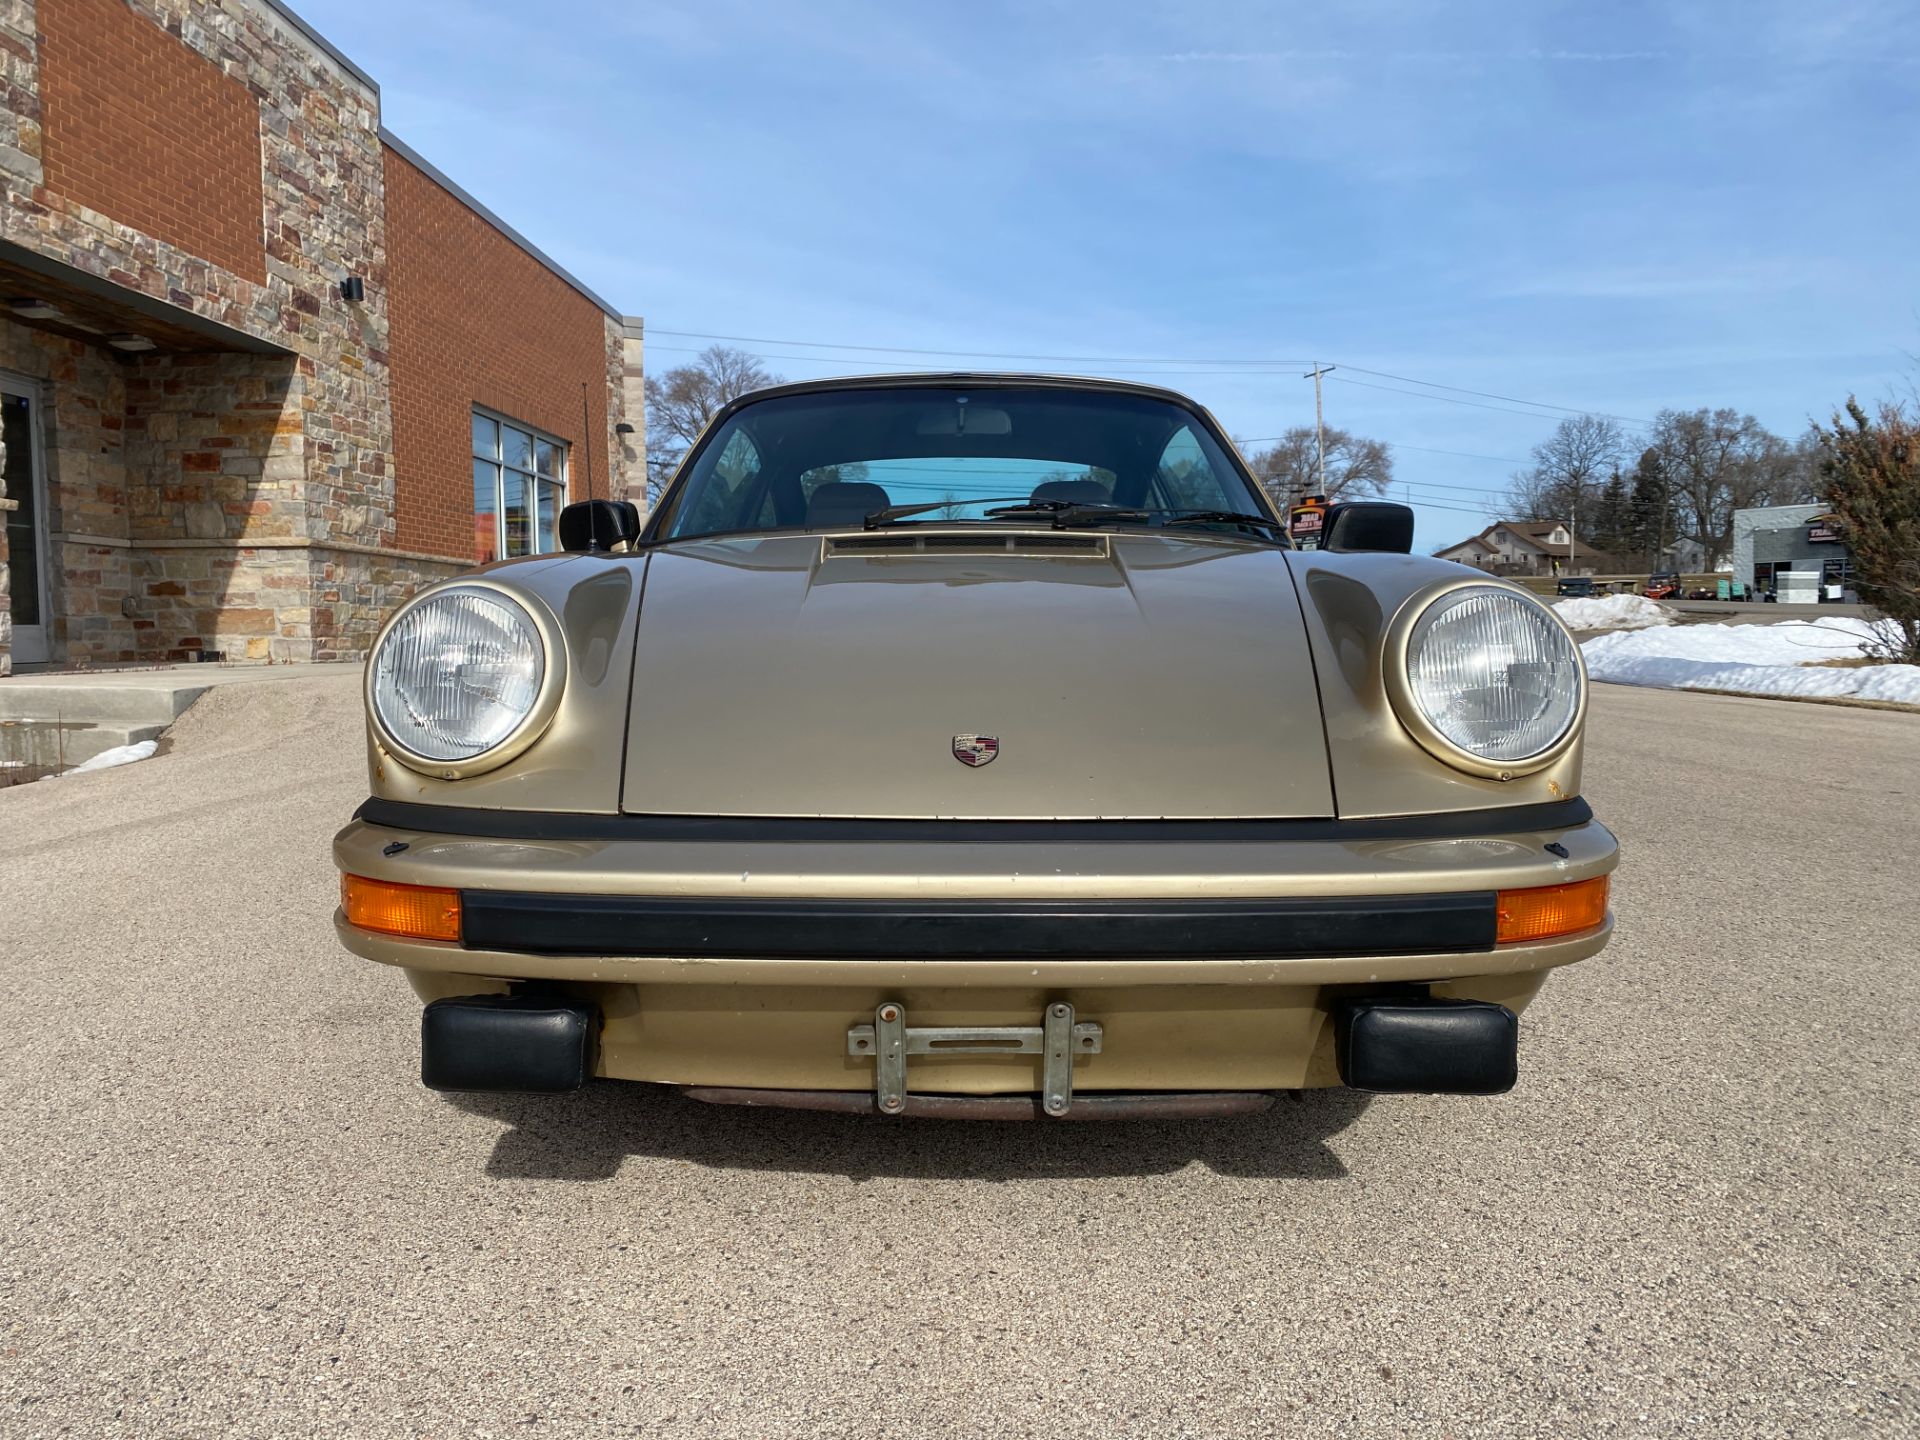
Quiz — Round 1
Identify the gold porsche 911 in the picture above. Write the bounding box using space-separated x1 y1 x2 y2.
333 375 1616 1119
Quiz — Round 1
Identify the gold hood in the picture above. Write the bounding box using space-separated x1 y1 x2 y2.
620 531 1335 820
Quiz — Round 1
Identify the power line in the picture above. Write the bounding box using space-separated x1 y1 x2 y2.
1330 374 1647 424
647 328 1648 423
1405 497 1501 517
646 328 1312 368
1397 478 1508 498
642 343 1315 380
1383 441 1530 466
1337 364 1651 426
644 352 1533 484
647 339 1635 440
1241 435 1527 467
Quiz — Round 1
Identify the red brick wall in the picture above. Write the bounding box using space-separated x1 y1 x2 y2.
38 0 267 285
384 147 609 560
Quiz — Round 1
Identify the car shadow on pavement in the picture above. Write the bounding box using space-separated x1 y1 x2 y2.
448 1083 1373 1183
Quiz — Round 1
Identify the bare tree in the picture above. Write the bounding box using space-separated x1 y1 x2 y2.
644 345 781 503
1501 414 1630 524
1781 427 1828 505
1245 426 1393 506
1647 408 1796 569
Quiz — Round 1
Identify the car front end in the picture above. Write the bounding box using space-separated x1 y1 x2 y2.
333 376 1617 1118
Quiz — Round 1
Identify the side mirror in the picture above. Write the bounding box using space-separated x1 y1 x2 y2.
558 499 642 553
1320 501 1414 554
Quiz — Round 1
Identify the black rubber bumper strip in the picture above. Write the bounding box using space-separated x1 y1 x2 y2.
355 796 1592 845
457 891 1499 960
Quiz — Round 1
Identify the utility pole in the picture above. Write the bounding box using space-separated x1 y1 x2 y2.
1303 364 1336 494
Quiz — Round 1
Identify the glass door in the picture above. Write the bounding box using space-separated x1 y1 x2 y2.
2 377 49 664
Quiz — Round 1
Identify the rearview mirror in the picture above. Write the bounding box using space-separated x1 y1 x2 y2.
1320 501 1414 554
915 403 1012 436
558 499 642 553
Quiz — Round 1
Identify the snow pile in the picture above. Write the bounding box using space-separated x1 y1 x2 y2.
1581 618 1920 704
1552 594 1675 631
44 739 159 779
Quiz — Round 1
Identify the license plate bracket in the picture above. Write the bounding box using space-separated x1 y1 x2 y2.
847 1003 1103 1117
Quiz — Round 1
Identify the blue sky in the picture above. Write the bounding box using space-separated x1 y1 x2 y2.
301 0 1920 551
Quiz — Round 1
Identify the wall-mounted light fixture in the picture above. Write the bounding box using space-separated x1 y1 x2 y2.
340 275 366 302
9 297 62 320
107 333 157 352
614 422 636 435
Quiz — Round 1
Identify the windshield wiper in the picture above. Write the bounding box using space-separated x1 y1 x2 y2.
862 496 1038 528
983 499 1142 521
1156 509 1288 535
861 498 1285 538
1035 505 1285 536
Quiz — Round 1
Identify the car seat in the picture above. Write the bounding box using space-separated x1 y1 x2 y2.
805 481 891 527
1027 478 1111 506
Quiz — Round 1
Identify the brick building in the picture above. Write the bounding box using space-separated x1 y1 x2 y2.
0 0 646 674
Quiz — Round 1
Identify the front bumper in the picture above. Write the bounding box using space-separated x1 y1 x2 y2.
332 803 1616 1092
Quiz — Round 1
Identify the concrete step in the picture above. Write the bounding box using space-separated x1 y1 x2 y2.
0 719 165 775
0 663 358 783
0 681 210 726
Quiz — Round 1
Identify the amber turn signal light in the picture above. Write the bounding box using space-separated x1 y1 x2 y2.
340 874 462 942
1495 875 1609 944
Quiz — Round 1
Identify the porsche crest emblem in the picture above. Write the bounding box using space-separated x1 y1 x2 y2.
952 734 999 768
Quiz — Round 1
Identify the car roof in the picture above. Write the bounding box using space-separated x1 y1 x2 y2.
698 373 1249 455
730 371 1214 411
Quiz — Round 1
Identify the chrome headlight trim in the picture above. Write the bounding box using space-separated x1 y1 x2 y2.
1383 579 1586 780
364 581 567 780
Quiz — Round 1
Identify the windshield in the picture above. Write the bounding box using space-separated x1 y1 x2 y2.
651 385 1275 542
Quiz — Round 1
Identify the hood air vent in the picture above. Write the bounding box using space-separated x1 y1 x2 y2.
827 533 1108 557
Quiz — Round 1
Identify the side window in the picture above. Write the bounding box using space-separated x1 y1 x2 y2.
473 410 567 562
682 429 763 534
1152 426 1216 509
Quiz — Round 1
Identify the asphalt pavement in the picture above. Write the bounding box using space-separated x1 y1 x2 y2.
1 673 1915 1437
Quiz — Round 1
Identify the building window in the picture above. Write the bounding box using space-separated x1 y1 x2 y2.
472 409 567 563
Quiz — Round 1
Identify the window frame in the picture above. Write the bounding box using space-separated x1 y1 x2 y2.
471 406 569 564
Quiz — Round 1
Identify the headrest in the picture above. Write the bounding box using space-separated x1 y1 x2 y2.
805 481 891 527
1029 479 1111 507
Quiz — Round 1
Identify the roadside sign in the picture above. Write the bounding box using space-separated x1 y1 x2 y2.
1289 495 1328 549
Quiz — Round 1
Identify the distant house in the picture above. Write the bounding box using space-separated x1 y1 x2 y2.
1660 537 1710 574
1434 521 1619 577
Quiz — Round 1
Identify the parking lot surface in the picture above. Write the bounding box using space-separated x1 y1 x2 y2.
2 674 1915 1437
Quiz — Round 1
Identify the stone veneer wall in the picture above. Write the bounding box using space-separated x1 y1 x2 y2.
0 0 397 665
0 1 638 669
0 319 134 666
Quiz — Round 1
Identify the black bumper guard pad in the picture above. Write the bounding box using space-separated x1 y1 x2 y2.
457 891 1499 960
357 796 1592 844
1334 997 1518 1094
420 994 600 1093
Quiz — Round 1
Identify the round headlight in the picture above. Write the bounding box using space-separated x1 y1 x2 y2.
370 586 552 772
1396 585 1582 772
